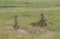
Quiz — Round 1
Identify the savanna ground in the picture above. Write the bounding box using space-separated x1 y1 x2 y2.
0 0 60 39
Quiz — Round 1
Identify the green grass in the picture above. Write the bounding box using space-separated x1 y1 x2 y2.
0 7 60 39
0 0 60 7
0 0 60 39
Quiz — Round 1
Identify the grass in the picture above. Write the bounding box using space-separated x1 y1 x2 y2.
0 0 60 39
0 0 60 7
0 7 60 39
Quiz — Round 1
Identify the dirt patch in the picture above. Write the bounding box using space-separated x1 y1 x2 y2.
36 28 55 39
1 26 28 35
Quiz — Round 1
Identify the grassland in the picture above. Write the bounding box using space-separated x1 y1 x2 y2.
0 0 60 7
0 0 60 39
